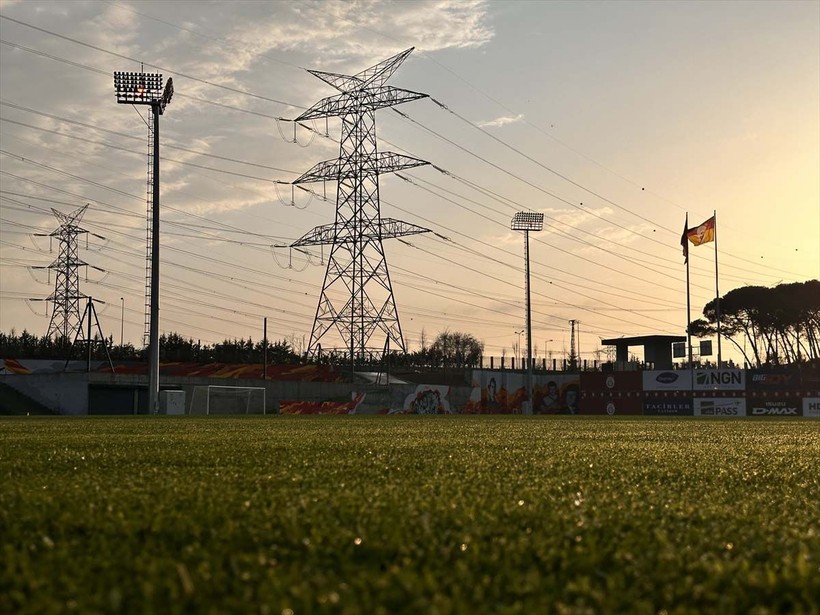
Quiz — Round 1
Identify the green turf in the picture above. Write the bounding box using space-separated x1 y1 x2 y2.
1 417 818 614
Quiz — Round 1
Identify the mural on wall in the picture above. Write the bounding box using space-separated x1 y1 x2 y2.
399 385 451 414
463 371 580 414
279 392 366 415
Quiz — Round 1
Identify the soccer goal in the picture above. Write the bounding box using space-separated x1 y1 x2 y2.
189 386 266 415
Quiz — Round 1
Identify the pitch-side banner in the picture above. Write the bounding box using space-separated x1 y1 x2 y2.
693 369 745 391
643 398 694 416
747 399 801 417
643 370 692 391
747 368 802 390
693 397 747 417
803 398 820 418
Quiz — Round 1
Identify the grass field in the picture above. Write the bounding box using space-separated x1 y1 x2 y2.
1 416 818 614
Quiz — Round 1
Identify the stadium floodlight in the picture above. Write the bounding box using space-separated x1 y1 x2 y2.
511 211 544 414
113 70 174 414
511 211 544 232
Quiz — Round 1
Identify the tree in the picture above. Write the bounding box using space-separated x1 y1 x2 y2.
429 330 484 368
691 280 820 367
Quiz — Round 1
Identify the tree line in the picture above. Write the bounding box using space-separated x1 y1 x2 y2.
0 328 485 368
691 280 819 366
0 331 301 364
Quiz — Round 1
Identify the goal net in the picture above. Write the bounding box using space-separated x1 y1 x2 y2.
189 386 266 415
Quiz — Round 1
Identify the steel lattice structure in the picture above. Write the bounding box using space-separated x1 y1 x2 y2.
35 204 99 340
290 48 431 361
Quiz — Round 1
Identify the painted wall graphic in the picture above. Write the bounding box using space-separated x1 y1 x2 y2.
279 392 366 415
464 371 580 414
400 385 451 414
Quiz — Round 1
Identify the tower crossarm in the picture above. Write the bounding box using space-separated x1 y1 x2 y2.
295 86 428 122
307 70 366 93
304 47 414 95
379 218 432 239
290 218 431 248
293 151 429 184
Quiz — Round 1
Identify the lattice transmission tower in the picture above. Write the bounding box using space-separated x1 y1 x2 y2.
289 48 432 361
568 319 580 371
33 204 103 340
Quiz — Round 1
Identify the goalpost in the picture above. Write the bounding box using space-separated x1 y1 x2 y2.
189 385 266 415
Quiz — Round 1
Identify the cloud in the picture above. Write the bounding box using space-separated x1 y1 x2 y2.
477 113 525 129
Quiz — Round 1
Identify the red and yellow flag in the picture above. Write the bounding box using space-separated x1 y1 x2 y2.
687 215 715 246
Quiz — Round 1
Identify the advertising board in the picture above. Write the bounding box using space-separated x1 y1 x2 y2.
642 370 691 391
803 398 820 418
747 399 801 417
693 369 745 391
693 397 746 417
747 369 802 390
642 398 693 416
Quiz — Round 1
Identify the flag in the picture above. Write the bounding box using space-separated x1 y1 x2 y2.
687 215 716 246
681 214 689 264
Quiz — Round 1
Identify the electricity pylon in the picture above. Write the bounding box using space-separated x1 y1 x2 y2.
33 204 104 341
290 48 431 363
568 319 579 371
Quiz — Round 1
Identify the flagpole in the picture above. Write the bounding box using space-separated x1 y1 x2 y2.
685 213 692 368
713 209 722 367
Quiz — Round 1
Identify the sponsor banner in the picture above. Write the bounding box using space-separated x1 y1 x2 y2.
643 370 691 391
643 398 693 416
803 398 820 419
747 369 802 390
465 371 579 414
581 371 642 393
693 397 746 417
748 399 801 417
802 368 820 392
401 385 452 414
581 395 642 416
694 369 745 391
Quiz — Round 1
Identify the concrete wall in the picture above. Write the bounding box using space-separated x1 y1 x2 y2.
1 373 89 415
2 372 473 415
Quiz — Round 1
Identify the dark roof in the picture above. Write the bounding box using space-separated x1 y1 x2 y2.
601 335 686 346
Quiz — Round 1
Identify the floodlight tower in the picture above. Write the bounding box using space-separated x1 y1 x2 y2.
289 48 432 367
511 211 544 414
113 70 174 414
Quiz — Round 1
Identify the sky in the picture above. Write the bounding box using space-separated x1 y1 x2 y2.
0 0 818 366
